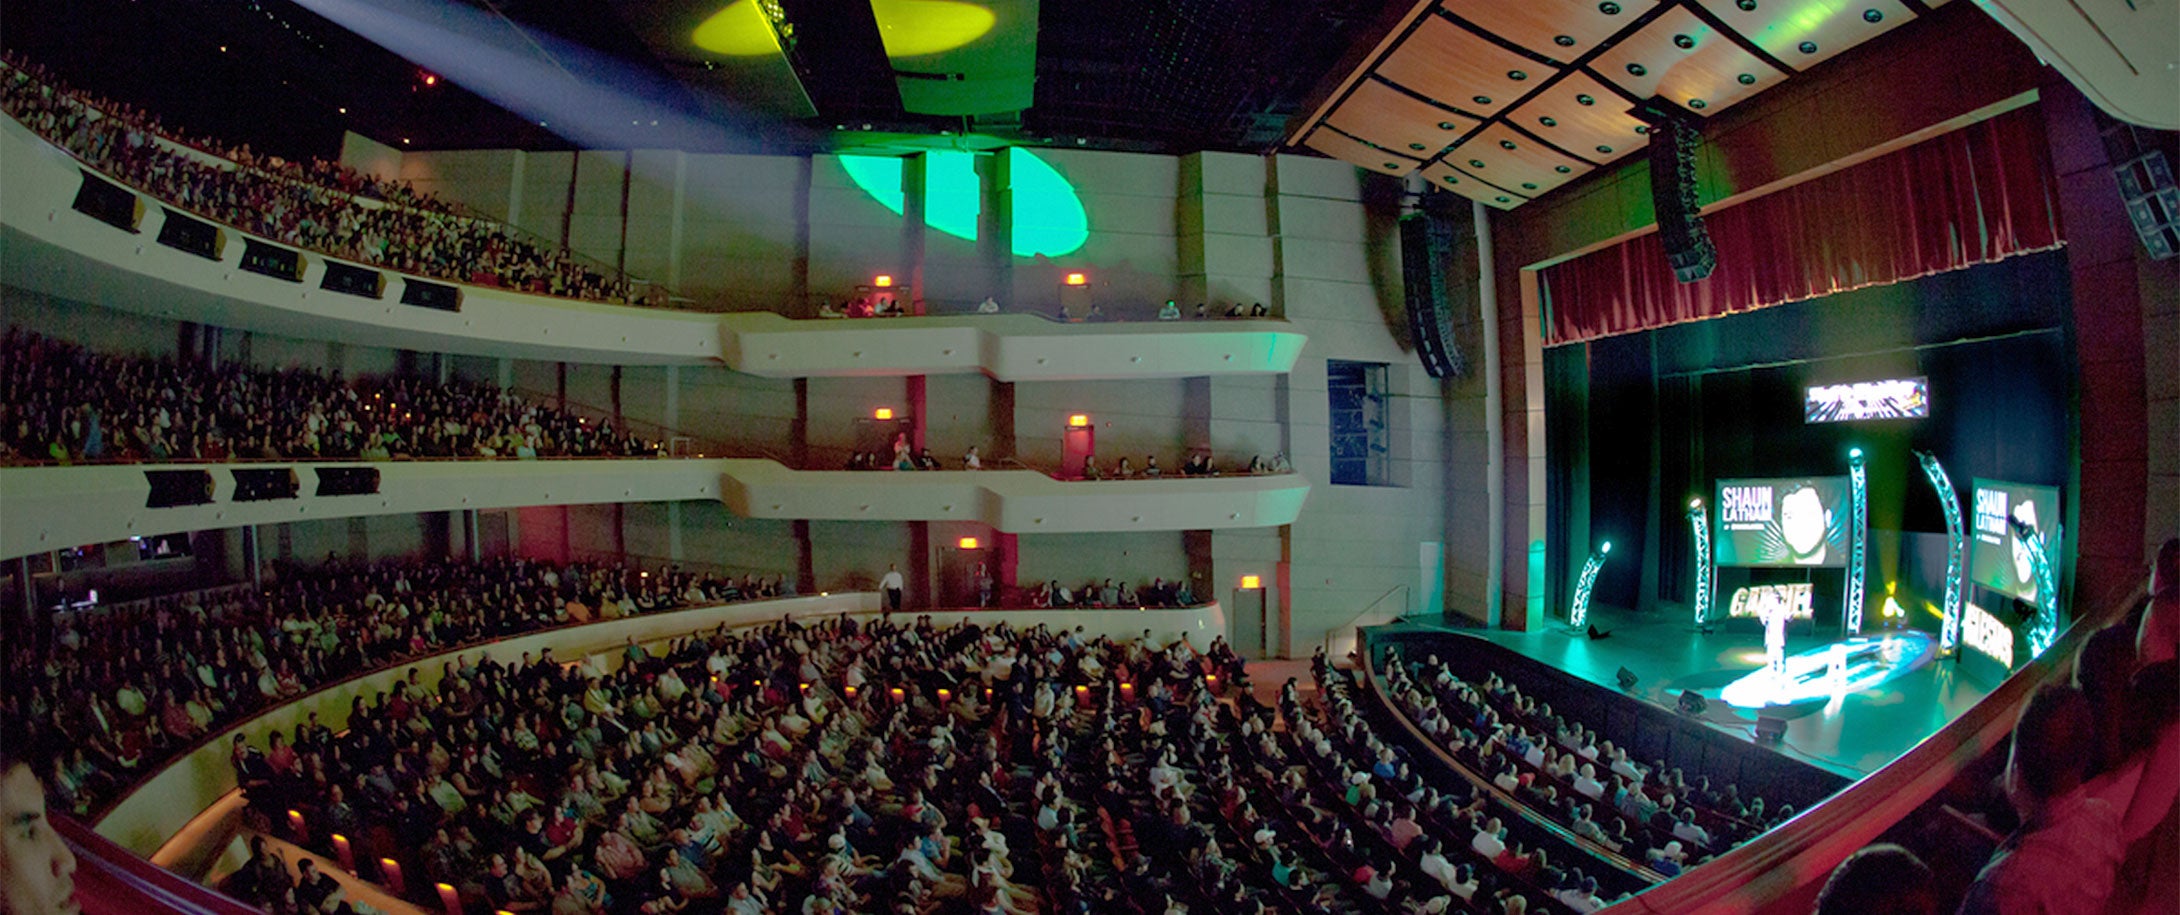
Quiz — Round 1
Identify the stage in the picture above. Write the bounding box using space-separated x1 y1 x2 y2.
1401 606 2002 779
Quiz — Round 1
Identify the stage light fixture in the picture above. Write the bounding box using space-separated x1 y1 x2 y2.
1688 499 1713 628
1917 451 1967 654
1845 447 1869 635
1570 542 1613 631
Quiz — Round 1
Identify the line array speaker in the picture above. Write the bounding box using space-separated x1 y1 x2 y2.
1398 206 1467 379
1633 98 1716 283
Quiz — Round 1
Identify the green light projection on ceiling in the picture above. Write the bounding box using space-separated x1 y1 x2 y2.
692 0 781 57
837 148 1087 258
869 0 997 57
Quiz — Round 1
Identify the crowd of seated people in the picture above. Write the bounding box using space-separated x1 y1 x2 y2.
1378 652 1788 877
1079 451 1290 479
222 616 1397 915
1027 577 1198 610
0 53 635 303
1285 649 1642 914
2 557 785 820
0 330 662 463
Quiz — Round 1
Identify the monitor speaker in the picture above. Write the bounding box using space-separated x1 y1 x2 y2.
1615 666 1639 691
72 170 143 232
1754 715 1788 743
1398 207 1466 379
1632 98 1716 284
1678 690 1708 715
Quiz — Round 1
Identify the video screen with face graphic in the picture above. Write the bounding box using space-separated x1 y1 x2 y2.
1969 479 2061 603
1713 477 1852 568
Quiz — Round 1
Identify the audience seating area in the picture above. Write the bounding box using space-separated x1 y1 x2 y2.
0 330 663 463
3 558 788 820
0 54 639 304
1376 651 1788 876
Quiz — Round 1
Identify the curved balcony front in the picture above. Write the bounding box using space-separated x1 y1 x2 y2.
0 459 1311 558
719 312 1306 381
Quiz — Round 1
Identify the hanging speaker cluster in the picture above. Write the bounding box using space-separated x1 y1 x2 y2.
1633 98 1716 284
1398 200 1467 379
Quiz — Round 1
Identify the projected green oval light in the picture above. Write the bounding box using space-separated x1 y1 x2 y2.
870 0 997 57
692 0 781 57
837 149 1086 259
1007 148 1087 258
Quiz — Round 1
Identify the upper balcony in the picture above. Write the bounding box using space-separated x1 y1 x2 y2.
0 91 1306 380
0 457 1311 560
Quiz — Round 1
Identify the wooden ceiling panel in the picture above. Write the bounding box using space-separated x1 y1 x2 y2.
1691 0 1918 72
1587 5 1790 115
1325 79 1481 161
1446 122 1595 197
1303 128 1421 176
1440 0 1661 60
1509 70 1651 166
1377 15 1559 121
1420 162 1527 209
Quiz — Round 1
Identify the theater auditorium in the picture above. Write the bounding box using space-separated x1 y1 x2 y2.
0 1 2172 913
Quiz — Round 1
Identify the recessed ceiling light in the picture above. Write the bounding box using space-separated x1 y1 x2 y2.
1599 1 1622 14
1473 95 1493 105
1383 162 1400 170
1521 182 1539 190
1508 70 1529 81
1738 73 1757 85
1409 142 1427 150
1689 99 1708 110
1627 63 1648 77
1635 125 1650 134
1673 34 1695 50
1863 8 1884 22
1444 175 1459 184
1499 139 1517 150
1576 94 1596 106
1799 40 1819 54
1469 159 1487 168
1539 116 1558 127
1437 121 1459 130
1555 35 1577 47
1495 196 1511 203
1555 165 1573 174
1596 145 1613 154
1737 0 1757 9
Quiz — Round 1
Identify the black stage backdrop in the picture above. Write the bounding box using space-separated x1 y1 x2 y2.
1545 249 2073 631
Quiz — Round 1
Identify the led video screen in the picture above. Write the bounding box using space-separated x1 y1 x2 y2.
1805 377 1929 423
1714 477 1851 568
1969 479 2061 603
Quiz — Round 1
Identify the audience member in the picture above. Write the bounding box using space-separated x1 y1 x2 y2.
1957 684 2121 915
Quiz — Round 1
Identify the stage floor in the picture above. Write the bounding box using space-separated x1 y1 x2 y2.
1400 607 2001 779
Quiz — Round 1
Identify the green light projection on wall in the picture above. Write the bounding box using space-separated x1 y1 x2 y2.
924 151 981 240
1007 148 1088 258
692 0 781 57
837 148 1087 258
869 0 997 57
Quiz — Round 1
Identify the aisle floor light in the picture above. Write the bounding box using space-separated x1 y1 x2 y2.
1845 447 1869 635
1917 451 1966 654
2011 515 2062 659
1570 541 1612 631
1687 499 1712 627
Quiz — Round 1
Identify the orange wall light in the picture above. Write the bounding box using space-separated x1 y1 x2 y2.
1064 272 1088 286
874 407 895 420
874 274 895 287
1240 575 1262 589
958 537 980 549
1068 414 1090 427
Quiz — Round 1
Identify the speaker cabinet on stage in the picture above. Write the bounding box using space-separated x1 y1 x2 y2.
1754 715 1787 743
1677 690 1708 715
1632 98 1715 283
1398 207 1466 379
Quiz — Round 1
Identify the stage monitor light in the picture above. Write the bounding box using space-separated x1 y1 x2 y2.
1754 715 1788 743
1678 690 1708 715
1240 575 1262 590
1068 414 1090 428
1064 272 1088 286
873 407 895 420
958 537 979 550
874 274 895 288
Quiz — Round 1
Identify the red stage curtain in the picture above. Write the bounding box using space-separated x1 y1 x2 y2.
1541 105 2063 346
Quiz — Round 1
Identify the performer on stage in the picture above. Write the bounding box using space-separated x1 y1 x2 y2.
1759 590 1794 680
